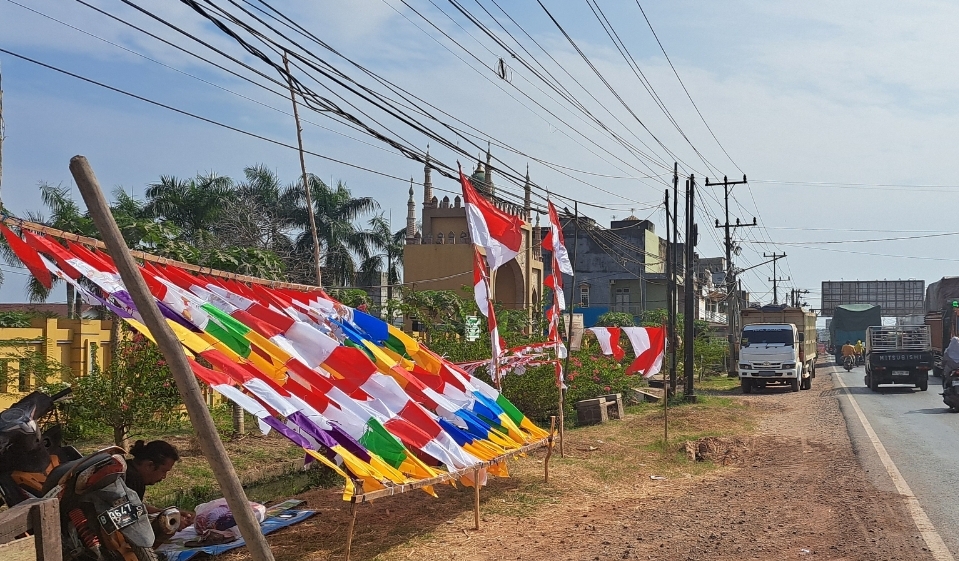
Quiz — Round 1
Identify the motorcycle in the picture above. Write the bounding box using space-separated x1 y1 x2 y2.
0 389 163 561
843 355 854 371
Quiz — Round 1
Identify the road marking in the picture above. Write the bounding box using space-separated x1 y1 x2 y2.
833 370 955 560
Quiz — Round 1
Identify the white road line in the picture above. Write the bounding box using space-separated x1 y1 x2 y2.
833 370 955 561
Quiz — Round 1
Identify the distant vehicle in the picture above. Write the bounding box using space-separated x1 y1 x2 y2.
923 277 959 376
829 304 882 363
863 325 933 392
738 305 817 393
843 355 854 371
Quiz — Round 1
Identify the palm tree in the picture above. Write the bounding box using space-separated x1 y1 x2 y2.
286 175 378 288
213 164 296 258
357 214 405 304
144 173 234 247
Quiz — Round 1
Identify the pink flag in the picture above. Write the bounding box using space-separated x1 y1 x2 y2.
460 168 523 271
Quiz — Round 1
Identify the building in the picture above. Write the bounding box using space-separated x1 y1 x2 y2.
543 212 675 327
0 317 114 408
402 150 544 319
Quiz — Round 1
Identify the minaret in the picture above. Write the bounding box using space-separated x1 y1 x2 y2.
523 164 531 219
423 145 434 208
485 143 494 197
532 212 542 259
406 178 417 243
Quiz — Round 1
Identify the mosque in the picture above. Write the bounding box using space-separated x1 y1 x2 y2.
402 150 544 321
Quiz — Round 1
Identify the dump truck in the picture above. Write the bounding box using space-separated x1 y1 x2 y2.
738 305 818 393
924 277 959 375
863 325 933 391
829 304 882 362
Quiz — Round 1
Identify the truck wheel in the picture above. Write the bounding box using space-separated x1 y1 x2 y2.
741 378 752 394
801 376 811 390
790 378 799 392
918 377 928 391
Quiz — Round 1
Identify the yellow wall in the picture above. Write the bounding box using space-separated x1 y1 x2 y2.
403 243 475 295
0 318 113 408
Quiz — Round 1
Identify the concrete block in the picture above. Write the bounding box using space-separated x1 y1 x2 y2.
574 397 609 425
599 393 625 419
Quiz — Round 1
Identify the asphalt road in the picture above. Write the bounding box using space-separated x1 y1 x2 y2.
832 362 959 558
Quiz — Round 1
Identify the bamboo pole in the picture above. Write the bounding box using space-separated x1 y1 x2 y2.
70 156 275 561
473 468 481 530
345 501 358 561
544 416 556 483
283 52 323 289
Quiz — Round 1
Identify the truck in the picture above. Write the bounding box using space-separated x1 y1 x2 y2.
829 304 882 362
863 325 933 391
923 277 959 376
738 305 818 393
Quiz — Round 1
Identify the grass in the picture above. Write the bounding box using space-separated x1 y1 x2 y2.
697 374 742 392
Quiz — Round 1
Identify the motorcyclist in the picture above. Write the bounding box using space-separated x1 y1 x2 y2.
841 340 856 361
942 337 959 387
855 340 865 365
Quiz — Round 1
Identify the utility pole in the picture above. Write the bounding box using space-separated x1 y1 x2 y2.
791 288 810 308
665 186 673 400
706 175 754 378
671 164 679 397
283 52 323 288
764 252 788 305
560 201 579 457
684 175 698 402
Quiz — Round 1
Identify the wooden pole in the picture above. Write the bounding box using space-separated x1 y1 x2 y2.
544 416 556 483
560 202 580 457
69 156 275 561
473 468 481 530
345 501 358 561
283 52 323 289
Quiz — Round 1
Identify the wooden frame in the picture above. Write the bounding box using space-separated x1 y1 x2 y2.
344 428 556 561
0 498 62 561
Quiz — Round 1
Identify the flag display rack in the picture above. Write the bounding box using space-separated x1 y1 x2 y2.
0 216 322 293
344 424 555 561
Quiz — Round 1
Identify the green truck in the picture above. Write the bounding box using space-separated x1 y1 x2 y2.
829 304 882 362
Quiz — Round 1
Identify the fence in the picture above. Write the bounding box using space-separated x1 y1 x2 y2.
0 498 62 561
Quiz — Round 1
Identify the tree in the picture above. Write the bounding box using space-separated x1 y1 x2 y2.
71 329 183 448
144 173 234 249
287 175 378 287
357 214 405 309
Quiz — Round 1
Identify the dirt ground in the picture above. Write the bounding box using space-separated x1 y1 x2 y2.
226 365 934 560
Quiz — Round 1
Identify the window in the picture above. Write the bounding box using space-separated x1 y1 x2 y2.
579 285 590 308
614 288 630 311
18 362 30 393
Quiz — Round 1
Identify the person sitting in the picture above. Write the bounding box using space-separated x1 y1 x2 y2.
854 340 865 364
841 341 856 362
126 440 194 542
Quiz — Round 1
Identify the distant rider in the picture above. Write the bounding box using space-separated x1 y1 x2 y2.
854 340 865 364
841 341 856 363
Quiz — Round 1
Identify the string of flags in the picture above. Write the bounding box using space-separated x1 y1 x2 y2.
0 220 552 499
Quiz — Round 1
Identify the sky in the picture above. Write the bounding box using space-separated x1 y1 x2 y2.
1 0 959 313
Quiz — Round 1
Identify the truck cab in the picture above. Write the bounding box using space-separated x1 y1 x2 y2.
738 323 808 393
864 325 933 392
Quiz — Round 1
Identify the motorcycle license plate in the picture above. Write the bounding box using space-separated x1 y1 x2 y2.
97 501 145 534
892 370 910 376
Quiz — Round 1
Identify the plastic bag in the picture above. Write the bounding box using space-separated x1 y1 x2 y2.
193 498 266 538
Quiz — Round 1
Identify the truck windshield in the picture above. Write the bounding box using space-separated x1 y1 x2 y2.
743 329 793 346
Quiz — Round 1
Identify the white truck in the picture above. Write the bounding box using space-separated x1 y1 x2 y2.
738 306 818 393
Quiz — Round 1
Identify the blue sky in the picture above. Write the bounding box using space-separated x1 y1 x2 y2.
2 0 959 311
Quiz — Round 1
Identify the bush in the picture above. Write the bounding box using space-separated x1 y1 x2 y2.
595 311 635 327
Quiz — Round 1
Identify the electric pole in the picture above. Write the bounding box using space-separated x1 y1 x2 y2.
764 252 788 305
670 163 679 397
707 175 754 378
684 175 698 403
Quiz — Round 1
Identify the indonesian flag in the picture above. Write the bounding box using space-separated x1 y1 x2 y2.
460 168 523 271
623 326 666 378
542 200 573 275
473 249 505 373
588 327 625 361
544 273 565 311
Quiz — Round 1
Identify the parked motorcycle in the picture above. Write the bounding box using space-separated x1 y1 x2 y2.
0 389 159 561
843 355 854 371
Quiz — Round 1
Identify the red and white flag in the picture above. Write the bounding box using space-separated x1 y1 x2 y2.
543 200 573 275
588 327 625 361
472 249 505 382
460 168 523 271
623 326 666 378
